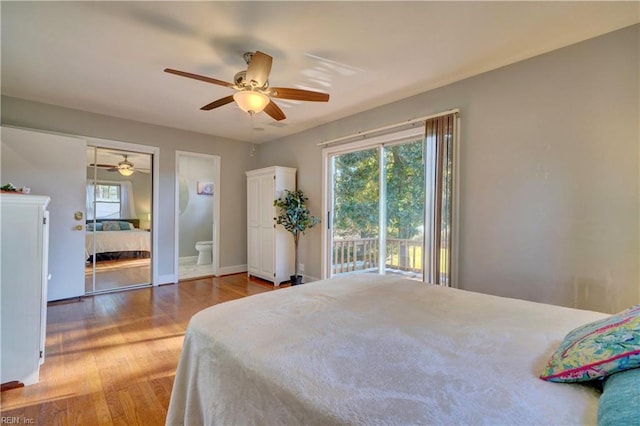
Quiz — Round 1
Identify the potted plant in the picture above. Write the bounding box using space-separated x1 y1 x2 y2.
274 189 320 285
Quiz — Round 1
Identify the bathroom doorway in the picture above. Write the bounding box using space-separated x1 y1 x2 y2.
175 151 221 280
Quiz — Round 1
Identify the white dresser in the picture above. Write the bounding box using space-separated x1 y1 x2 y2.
1 193 50 386
246 167 296 285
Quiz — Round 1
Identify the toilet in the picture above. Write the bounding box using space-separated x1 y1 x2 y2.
195 241 213 265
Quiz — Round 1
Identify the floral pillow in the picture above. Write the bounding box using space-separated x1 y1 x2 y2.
540 304 640 382
102 221 122 231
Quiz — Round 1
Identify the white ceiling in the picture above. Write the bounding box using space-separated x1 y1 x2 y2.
2 2 638 144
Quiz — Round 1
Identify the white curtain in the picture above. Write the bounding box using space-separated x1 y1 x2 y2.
86 183 95 220
120 181 136 218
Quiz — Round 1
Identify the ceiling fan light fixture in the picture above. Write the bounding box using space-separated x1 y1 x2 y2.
118 159 135 176
233 91 269 115
165 51 328 121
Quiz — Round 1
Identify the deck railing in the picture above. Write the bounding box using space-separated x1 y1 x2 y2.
331 237 422 275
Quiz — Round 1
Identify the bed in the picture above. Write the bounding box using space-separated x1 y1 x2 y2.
85 219 150 260
166 274 632 425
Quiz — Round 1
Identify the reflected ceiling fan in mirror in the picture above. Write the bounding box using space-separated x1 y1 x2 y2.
164 51 330 121
90 155 149 176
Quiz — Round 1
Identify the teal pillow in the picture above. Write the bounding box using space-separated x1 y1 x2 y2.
598 368 640 426
86 222 103 231
117 221 133 230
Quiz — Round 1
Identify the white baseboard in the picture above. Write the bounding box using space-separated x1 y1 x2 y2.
179 255 198 263
163 265 306 282
217 264 247 276
159 274 178 285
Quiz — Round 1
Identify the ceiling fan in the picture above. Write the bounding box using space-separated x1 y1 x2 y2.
90 155 149 176
164 51 330 121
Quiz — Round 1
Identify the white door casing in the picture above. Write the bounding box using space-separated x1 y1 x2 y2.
174 151 221 280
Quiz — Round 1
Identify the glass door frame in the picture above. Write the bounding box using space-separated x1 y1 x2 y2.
86 137 160 291
322 127 427 280
321 113 460 285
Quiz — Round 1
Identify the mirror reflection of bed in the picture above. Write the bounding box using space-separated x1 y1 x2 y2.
86 147 153 293
85 218 150 292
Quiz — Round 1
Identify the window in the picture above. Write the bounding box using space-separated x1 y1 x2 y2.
328 138 425 280
323 112 458 285
86 181 136 221
92 183 121 219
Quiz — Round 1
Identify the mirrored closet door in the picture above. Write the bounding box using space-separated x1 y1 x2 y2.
86 146 153 294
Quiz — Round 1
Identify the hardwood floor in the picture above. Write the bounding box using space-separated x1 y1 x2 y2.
85 258 151 293
1 274 280 425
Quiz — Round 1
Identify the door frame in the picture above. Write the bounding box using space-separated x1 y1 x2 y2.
174 151 221 279
321 127 425 280
321 115 461 285
86 137 160 287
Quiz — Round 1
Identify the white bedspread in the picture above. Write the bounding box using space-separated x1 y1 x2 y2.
166 274 608 425
85 230 150 258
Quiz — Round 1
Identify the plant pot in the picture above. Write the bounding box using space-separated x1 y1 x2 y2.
290 275 303 286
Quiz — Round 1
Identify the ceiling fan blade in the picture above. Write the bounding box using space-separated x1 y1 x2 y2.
164 68 234 88
200 95 235 111
89 163 117 169
269 87 329 102
245 51 272 88
263 100 286 121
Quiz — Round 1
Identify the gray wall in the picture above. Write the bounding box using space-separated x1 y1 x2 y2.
257 25 640 313
1 97 258 281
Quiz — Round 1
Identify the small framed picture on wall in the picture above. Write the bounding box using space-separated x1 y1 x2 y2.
197 181 214 196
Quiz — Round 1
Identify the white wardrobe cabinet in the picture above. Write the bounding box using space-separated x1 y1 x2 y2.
246 167 296 285
1 193 50 387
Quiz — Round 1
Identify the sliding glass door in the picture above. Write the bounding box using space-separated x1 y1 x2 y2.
325 112 458 284
329 139 425 280
384 141 425 279
331 147 380 275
